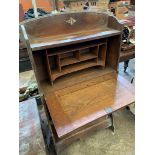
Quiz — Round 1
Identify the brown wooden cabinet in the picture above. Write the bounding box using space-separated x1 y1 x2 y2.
21 11 135 154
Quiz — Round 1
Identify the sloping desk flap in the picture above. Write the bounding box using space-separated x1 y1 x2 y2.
45 73 134 138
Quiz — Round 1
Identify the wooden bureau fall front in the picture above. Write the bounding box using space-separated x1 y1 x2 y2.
21 11 135 154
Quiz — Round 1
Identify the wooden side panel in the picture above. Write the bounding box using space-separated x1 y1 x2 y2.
32 51 48 82
106 16 123 70
107 35 121 70
108 15 124 31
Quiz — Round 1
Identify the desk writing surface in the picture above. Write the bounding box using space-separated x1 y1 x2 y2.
45 73 134 138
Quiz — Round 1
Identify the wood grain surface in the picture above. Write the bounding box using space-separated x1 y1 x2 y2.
23 12 122 51
45 73 134 138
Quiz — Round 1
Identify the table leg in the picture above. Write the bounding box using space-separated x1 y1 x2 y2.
131 77 134 83
124 60 129 72
109 114 115 134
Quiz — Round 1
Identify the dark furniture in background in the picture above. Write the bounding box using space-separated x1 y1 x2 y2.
19 40 32 72
19 3 32 72
119 47 135 72
119 16 135 72
130 0 135 5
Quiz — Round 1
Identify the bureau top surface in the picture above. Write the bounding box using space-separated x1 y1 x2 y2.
45 72 135 138
30 27 121 51
22 11 122 51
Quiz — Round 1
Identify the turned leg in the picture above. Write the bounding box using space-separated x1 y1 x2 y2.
124 60 129 72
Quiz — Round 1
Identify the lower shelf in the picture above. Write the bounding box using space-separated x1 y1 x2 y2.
80 53 97 61
51 60 99 81
98 59 105 66
51 59 107 82
60 57 79 67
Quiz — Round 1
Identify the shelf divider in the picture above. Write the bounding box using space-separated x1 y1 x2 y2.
56 54 61 72
45 50 53 84
98 44 107 67
60 57 79 67
74 50 80 60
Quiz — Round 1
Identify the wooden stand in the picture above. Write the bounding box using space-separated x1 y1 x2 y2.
21 12 135 154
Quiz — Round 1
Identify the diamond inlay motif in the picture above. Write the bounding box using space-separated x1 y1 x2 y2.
66 17 77 25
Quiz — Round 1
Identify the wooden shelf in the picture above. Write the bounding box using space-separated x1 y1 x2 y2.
47 39 107 57
51 60 98 81
60 53 97 67
98 59 105 66
60 57 79 67
80 53 97 61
